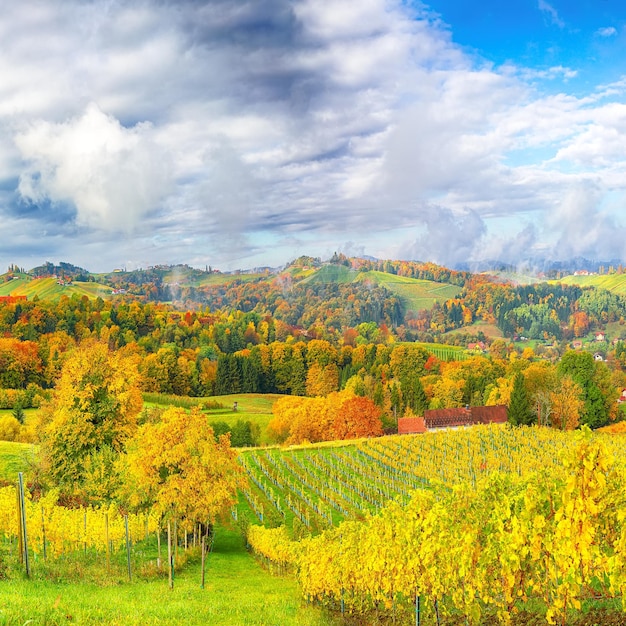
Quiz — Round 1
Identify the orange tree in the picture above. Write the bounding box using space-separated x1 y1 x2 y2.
119 407 246 529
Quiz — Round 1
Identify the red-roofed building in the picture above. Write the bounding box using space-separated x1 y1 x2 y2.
398 405 508 434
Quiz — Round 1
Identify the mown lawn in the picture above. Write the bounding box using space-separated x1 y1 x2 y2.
0 440 36 483
0 527 338 626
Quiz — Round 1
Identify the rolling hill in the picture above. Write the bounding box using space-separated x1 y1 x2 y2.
0 276 112 301
557 273 626 295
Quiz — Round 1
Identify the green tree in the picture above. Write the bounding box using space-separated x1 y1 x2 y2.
508 372 535 426
558 350 615 428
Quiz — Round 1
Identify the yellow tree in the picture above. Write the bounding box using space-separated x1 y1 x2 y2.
549 376 585 430
37 341 142 500
306 362 339 396
120 407 246 527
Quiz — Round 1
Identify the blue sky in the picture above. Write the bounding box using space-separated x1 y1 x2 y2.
1 0 626 272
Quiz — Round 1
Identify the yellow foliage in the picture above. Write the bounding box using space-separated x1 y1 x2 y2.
0 416 21 442
120 407 247 525
38 340 143 499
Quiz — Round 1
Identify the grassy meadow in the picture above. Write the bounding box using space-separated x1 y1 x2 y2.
0 440 35 483
0 276 112 301
0 527 337 626
356 271 461 311
144 392 281 445
557 272 626 295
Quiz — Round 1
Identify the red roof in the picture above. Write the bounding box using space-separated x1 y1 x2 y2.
398 405 508 434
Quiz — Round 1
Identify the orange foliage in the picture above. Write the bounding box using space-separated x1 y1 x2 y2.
268 390 383 445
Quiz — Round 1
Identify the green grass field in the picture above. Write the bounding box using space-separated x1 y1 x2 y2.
0 277 112 301
297 266 461 311
556 273 626 295
145 393 282 445
299 264 357 285
0 527 337 626
355 271 461 311
0 440 36 483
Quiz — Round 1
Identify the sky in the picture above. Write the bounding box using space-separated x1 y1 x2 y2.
2 0 626 272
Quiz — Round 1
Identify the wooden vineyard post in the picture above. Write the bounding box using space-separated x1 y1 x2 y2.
167 521 174 590
124 515 132 582
83 511 87 556
157 527 162 570
16 484 23 563
41 506 47 561
17 473 30 578
174 520 178 561
415 594 421 626
105 512 110 571
200 535 206 589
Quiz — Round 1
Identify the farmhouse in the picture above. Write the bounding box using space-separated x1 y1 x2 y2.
398 405 508 435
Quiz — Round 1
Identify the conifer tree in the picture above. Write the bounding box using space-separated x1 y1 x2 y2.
508 372 535 426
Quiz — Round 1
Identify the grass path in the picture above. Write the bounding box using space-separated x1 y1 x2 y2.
0 527 336 626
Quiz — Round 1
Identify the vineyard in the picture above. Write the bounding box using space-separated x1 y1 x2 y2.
240 426 626 625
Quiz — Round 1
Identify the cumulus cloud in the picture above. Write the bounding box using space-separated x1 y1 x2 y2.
15 104 171 232
0 0 625 271
546 182 626 260
397 206 487 267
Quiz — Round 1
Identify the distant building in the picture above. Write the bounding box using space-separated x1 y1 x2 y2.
595 332 606 342
468 341 486 352
398 405 508 435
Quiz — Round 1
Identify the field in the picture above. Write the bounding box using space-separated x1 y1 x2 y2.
0 276 112 300
299 267 461 311
241 426 626 624
0 440 35 482
557 273 626 295
238 426 598 532
444 320 504 340
0 424 626 624
143 392 281 445
0 526 337 626
413 341 468 360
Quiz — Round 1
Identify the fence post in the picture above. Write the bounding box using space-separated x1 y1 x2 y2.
18 473 30 578
125 515 132 582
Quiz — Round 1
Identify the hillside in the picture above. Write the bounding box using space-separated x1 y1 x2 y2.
557 272 626 295
0 276 112 301
354 270 461 311
298 266 461 312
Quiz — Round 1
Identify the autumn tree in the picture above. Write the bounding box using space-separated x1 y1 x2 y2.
268 391 382 445
120 407 246 527
549 376 585 430
329 392 383 439
37 341 143 500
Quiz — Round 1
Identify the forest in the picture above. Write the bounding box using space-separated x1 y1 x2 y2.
1 255 626 447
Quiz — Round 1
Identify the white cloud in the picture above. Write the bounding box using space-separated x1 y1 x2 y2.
538 0 565 28
596 26 618 37
0 0 624 271
15 104 172 231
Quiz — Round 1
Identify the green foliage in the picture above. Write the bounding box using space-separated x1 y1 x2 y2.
11 404 24 425
558 350 615 429
508 372 536 426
